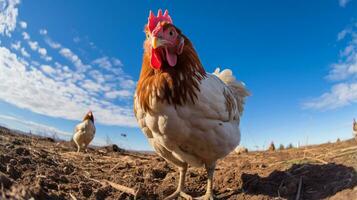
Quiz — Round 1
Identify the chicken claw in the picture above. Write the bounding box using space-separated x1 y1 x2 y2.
194 193 215 200
164 190 193 200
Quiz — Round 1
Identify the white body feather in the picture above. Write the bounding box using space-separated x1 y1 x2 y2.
73 119 96 151
135 68 248 167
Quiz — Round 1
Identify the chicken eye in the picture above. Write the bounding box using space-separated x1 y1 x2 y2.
146 33 150 39
169 30 174 36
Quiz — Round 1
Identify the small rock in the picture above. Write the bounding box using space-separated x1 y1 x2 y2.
46 181 59 190
79 182 93 198
112 144 125 153
63 166 74 175
0 155 11 164
0 172 13 188
9 159 17 166
45 137 55 142
19 157 32 165
84 155 91 161
59 175 69 183
15 147 30 156
6 164 21 179
95 186 112 200
258 164 267 169
5 144 15 149
188 171 198 178
12 139 22 145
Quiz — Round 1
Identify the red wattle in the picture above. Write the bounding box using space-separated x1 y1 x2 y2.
151 48 162 69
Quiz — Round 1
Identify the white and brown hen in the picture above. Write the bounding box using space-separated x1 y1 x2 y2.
134 10 249 200
73 111 96 153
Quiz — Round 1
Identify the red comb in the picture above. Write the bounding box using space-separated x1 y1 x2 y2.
147 9 173 33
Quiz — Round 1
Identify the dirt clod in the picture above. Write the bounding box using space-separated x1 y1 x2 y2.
0 172 13 188
79 182 93 197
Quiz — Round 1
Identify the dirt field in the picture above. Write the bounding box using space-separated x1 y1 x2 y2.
0 126 356 200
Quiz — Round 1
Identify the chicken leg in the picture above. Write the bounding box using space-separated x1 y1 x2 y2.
152 142 192 200
195 163 216 200
73 139 81 153
164 163 192 200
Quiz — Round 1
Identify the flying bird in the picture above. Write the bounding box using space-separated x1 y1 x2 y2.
73 111 96 152
134 10 249 200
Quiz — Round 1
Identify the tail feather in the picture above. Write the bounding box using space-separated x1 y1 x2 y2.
213 68 250 115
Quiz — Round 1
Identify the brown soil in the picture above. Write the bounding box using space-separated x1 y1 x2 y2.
0 126 356 200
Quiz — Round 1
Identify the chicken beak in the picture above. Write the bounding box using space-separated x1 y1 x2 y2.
152 37 159 49
152 37 166 49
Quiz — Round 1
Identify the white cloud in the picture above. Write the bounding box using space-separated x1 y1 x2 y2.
39 29 47 35
59 48 90 72
11 41 21 50
73 36 80 43
20 47 30 57
23 31 51 60
0 0 20 36
304 24 357 110
92 56 123 75
105 90 132 99
337 28 351 41
1 15 136 127
304 83 357 110
38 47 47 56
44 37 61 49
0 46 137 127
81 79 102 92
326 28 357 81
40 64 56 75
112 57 123 66
0 114 72 137
92 56 112 68
28 40 38 50
43 55 52 61
339 0 351 7
19 21 27 29
22 32 30 40
119 79 136 89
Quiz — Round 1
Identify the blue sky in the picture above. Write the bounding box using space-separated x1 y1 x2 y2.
0 0 357 150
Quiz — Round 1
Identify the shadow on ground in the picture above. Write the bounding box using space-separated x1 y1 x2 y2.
241 163 357 199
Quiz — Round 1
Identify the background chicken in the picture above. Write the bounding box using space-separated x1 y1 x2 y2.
134 10 249 200
353 119 357 142
73 111 96 152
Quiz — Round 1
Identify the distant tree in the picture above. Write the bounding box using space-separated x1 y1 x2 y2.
286 143 294 149
235 146 248 155
268 142 275 151
106 134 113 145
279 144 285 150
336 138 341 143
51 131 59 141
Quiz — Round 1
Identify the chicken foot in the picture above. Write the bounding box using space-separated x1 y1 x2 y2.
164 163 192 200
194 163 216 200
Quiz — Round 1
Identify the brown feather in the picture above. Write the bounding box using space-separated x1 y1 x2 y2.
136 25 206 112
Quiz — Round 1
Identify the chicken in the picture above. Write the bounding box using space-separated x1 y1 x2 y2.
73 111 96 152
134 10 249 200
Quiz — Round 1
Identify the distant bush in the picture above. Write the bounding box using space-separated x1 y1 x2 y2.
268 142 275 151
106 134 113 145
235 146 248 154
279 144 285 150
286 143 294 149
